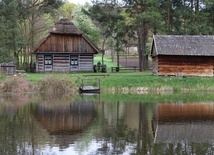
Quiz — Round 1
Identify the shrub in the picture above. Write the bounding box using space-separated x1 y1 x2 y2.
0 76 33 93
37 75 76 95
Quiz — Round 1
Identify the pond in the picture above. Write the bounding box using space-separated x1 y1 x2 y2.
0 93 214 155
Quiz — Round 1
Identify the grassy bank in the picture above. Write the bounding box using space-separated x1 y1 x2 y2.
0 71 214 93
22 71 214 93
99 72 214 92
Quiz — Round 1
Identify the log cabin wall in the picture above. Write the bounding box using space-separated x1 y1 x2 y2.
156 55 214 77
36 53 94 72
79 55 93 71
36 54 44 72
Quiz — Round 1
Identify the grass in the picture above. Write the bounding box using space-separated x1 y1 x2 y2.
100 72 214 92
20 71 214 94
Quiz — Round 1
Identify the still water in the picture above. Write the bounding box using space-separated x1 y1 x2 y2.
0 93 214 155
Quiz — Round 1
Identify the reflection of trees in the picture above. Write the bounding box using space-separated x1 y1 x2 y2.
97 102 214 154
94 102 153 154
0 105 49 155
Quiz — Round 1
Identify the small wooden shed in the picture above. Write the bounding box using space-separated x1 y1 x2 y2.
34 19 99 72
151 35 214 77
0 62 16 74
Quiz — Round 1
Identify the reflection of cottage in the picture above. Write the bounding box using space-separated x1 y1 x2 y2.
151 35 214 76
34 19 99 72
153 103 214 143
33 101 95 135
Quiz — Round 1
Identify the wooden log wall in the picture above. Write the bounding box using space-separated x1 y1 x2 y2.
156 55 213 77
36 54 93 72
79 55 93 71
53 54 70 72
37 54 44 72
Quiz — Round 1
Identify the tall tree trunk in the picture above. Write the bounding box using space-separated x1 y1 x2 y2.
116 37 120 68
167 0 172 32
138 20 147 71
101 39 106 65
142 20 147 71
138 21 143 71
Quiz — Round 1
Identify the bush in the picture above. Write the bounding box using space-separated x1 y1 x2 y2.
37 75 76 94
0 76 33 93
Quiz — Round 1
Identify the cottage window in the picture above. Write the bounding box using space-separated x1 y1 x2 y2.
45 56 52 65
71 57 78 65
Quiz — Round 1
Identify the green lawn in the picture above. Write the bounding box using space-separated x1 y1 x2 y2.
22 71 214 93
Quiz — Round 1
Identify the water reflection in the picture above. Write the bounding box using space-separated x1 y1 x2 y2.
0 94 214 154
33 100 96 150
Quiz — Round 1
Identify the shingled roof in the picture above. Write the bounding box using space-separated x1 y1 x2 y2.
151 35 214 56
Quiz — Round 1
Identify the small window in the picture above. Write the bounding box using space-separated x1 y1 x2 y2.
45 55 52 65
71 56 78 66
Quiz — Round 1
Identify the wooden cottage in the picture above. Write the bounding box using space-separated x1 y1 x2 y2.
151 35 214 76
34 19 99 72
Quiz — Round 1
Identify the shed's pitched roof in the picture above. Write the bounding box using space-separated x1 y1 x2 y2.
33 19 99 53
151 35 214 56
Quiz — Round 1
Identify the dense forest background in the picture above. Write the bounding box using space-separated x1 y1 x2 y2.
0 0 213 71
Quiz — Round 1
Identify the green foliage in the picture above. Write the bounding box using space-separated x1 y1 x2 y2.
72 6 100 45
158 0 214 34
58 3 76 19
0 0 22 62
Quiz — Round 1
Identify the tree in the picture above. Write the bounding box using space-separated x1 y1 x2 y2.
123 0 162 71
58 3 76 20
84 1 128 67
0 0 64 71
21 0 64 71
0 0 24 63
72 5 100 45
158 0 214 34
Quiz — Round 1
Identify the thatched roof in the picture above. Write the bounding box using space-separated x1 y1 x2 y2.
151 35 214 56
51 18 83 35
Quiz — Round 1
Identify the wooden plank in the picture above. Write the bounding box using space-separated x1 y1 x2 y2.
53 60 70 63
155 55 214 77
